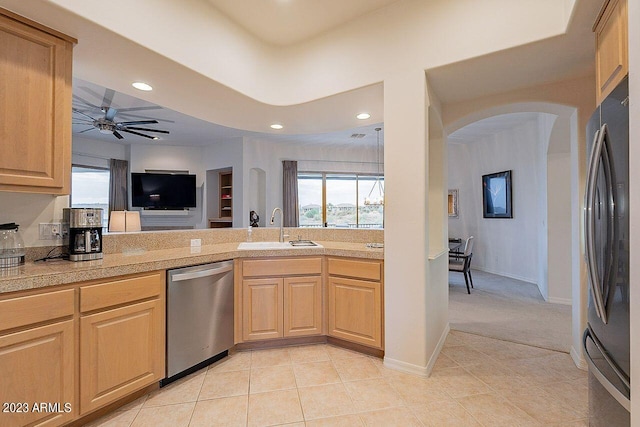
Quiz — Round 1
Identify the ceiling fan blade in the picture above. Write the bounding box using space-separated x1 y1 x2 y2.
125 126 170 134
73 94 101 110
116 111 175 123
102 88 115 109
121 129 157 139
104 107 118 121
78 86 107 103
78 127 95 133
117 106 163 113
118 120 159 125
72 108 97 121
113 130 124 140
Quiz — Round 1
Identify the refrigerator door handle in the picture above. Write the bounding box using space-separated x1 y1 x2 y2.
583 327 630 412
585 127 608 323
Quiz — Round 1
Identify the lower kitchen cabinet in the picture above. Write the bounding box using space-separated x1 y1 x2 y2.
327 258 384 349
240 257 323 342
242 277 283 341
0 289 76 427
79 271 165 415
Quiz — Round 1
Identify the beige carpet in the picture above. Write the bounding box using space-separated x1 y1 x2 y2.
449 269 572 353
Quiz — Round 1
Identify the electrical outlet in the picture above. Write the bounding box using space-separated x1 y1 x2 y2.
190 238 201 247
39 223 62 240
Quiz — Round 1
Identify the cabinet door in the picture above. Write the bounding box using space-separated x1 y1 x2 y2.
327 276 382 349
80 298 164 414
595 0 627 103
0 13 73 194
0 320 75 427
284 276 322 337
242 278 283 341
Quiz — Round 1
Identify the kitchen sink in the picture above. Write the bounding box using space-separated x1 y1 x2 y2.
237 241 322 250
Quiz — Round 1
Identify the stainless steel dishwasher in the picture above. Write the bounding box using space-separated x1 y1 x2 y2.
164 260 234 385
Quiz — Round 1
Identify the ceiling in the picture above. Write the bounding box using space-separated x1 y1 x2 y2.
72 78 384 148
206 0 402 46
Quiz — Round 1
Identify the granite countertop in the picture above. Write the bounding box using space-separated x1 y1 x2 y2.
0 241 383 294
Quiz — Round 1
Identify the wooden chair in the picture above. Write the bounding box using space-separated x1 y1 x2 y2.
449 236 474 294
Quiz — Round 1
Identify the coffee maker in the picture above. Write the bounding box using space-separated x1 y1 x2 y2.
63 208 103 261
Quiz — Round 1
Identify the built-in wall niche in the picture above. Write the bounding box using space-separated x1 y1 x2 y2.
206 167 233 228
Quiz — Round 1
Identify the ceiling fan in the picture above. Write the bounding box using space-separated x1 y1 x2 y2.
72 87 170 140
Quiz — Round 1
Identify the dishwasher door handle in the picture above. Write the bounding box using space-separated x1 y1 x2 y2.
171 264 233 282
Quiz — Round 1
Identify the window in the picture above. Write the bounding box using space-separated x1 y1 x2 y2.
71 166 110 227
297 172 383 228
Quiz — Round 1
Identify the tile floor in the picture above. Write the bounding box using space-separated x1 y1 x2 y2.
88 331 588 427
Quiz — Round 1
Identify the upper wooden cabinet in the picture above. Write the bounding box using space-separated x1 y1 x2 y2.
594 0 628 104
0 9 75 194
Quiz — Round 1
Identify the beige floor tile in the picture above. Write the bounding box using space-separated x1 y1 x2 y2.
289 344 330 364
441 345 491 366
463 359 524 391
189 395 248 427
250 347 292 368
304 414 364 426
332 356 381 382
504 353 585 386
471 338 556 360
449 331 493 347
500 383 583 424
130 403 195 427
86 408 139 427
546 419 589 426
357 407 422 427
443 332 466 348
538 379 589 418
410 399 482 427
432 352 459 370
293 360 341 387
199 369 250 400
247 389 304 427
209 351 251 372
250 365 297 393
457 393 541 427
343 378 404 412
298 383 357 420
385 371 449 405
430 366 492 399
326 345 366 360
143 371 206 408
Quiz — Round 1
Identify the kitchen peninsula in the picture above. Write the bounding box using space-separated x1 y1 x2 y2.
0 227 383 427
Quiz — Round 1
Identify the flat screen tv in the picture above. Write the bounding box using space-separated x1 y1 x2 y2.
131 173 197 209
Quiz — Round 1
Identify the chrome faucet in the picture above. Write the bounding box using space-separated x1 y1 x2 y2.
270 207 288 243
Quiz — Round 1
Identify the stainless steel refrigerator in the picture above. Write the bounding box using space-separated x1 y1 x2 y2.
583 76 629 426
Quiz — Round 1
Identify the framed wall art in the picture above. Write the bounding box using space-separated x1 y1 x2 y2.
448 189 459 217
482 170 512 218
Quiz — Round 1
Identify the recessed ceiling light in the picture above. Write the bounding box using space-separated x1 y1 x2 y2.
356 113 371 120
270 123 283 130
152 137 159 140
132 82 153 91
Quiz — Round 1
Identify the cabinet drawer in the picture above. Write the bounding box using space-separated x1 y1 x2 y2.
327 258 381 281
80 271 164 313
242 257 322 278
0 289 74 333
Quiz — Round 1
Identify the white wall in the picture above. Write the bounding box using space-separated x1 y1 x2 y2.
72 136 128 168
242 137 380 228
448 117 544 284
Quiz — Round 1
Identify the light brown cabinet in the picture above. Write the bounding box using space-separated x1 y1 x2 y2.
0 9 75 194
240 257 323 342
594 0 628 104
79 272 165 415
0 289 76 427
327 258 384 349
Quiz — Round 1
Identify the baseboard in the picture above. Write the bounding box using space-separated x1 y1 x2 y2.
472 266 536 284
548 296 572 305
383 323 450 377
570 345 588 370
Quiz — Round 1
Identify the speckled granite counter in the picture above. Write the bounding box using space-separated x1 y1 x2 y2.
0 240 383 294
